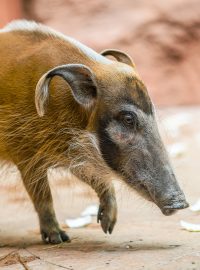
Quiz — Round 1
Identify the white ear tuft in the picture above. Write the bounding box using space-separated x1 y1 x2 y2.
35 72 51 117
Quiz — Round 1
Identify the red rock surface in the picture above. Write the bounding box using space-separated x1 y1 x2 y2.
0 0 22 27
25 0 200 105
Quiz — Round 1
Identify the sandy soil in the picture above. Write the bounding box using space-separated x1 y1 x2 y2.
0 106 200 270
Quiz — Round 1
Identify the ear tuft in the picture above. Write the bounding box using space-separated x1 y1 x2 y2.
35 64 97 116
35 73 51 117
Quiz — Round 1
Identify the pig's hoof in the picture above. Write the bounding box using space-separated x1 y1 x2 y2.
97 198 117 234
41 229 70 244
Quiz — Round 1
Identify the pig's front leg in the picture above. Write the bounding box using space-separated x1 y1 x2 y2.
68 132 118 234
97 184 117 234
70 165 117 234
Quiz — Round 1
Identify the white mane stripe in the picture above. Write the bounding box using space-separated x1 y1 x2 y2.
0 20 111 65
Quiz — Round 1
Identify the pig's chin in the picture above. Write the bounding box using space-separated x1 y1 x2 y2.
161 208 177 216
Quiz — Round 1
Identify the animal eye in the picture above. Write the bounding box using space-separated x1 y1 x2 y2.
120 112 138 129
124 114 134 125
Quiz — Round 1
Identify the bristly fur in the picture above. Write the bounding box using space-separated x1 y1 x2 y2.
0 104 116 201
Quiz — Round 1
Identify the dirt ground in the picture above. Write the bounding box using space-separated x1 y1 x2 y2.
0 106 200 270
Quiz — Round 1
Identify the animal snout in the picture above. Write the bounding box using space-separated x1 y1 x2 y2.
162 201 189 216
159 192 189 216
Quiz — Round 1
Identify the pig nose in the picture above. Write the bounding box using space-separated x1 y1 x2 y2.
159 192 189 216
162 200 189 216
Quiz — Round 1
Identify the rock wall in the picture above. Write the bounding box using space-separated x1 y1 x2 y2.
25 0 200 106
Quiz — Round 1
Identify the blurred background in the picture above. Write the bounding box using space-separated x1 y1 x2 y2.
1 0 200 106
1 1 200 269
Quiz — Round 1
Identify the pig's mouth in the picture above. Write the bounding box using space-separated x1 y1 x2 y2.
160 201 189 216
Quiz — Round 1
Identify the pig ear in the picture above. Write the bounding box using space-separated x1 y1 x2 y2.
35 64 97 116
101 49 135 67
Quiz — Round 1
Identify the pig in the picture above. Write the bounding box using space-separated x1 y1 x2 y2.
0 20 189 244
